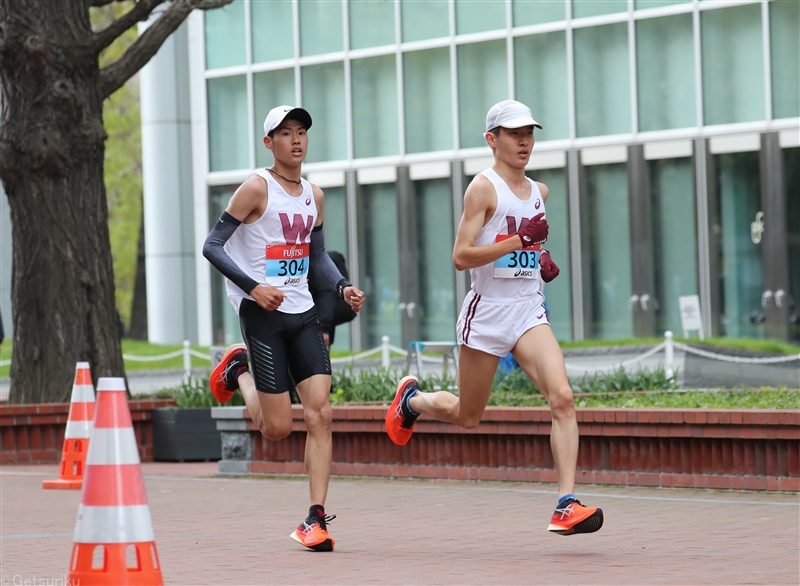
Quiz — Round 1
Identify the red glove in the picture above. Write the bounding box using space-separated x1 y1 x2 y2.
517 213 548 247
540 250 560 283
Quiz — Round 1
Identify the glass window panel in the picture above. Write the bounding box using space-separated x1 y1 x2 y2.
401 0 449 42
572 0 627 19
320 186 352 351
404 48 453 154
458 40 508 149
414 179 456 341
455 0 506 35
301 62 347 163
513 0 565 26
350 0 395 49
207 76 249 171
352 55 399 158
636 14 695 132
300 0 343 56
649 158 697 335
714 152 764 338
634 0 687 9
574 23 630 137
204 0 246 69
359 183 401 347
514 32 569 141
526 169 571 341
770 0 800 119
701 4 765 126
586 163 633 339
209 188 240 346
251 0 294 63
253 69 296 168
785 148 800 343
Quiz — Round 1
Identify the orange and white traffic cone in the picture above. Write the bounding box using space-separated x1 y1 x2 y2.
43 362 95 490
68 377 163 585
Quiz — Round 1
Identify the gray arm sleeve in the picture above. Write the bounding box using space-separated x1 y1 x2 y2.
202 212 259 294
309 224 350 295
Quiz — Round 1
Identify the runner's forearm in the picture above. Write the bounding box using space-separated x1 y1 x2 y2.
202 212 259 294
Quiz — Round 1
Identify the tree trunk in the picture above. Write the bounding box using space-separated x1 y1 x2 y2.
128 205 148 340
0 1 124 402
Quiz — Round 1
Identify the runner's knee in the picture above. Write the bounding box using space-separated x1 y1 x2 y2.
548 384 574 415
303 401 332 432
259 418 292 441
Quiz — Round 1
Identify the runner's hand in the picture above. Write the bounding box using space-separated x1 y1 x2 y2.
516 212 548 247
250 284 285 311
343 286 365 313
540 250 560 283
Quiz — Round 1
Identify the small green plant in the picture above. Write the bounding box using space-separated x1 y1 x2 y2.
151 375 246 408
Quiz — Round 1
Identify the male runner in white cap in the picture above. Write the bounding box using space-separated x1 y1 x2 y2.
386 100 603 536
203 105 365 551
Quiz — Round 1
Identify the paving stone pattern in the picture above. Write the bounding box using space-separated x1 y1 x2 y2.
1 463 798 585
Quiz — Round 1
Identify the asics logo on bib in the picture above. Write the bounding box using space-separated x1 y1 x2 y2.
514 269 533 277
284 277 302 284
279 213 314 244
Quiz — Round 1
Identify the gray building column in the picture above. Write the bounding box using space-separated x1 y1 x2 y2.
694 138 718 337
628 144 655 337
346 170 362 351
450 160 469 311
0 183 11 340
760 132 789 341
567 150 589 341
139 15 197 344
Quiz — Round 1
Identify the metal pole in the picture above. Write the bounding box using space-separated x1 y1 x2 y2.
664 331 674 380
381 335 390 370
183 340 191 383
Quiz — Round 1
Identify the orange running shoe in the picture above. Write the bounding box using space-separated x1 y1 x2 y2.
209 344 249 403
290 507 336 552
385 375 421 446
547 497 604 535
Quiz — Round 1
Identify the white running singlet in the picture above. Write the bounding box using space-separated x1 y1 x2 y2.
224 170 318 314
468 168 546 300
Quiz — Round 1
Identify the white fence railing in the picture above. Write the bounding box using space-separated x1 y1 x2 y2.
2 333 797 380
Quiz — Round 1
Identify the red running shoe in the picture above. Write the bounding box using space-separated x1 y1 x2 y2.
547 497 604 535
290 509 336 552
208 344 249 403
385 375 421 446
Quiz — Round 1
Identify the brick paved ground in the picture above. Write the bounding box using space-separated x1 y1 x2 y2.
1 463 798 585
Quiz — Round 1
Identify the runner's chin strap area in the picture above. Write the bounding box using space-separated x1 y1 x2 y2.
309 223 348 295
202 211 259 294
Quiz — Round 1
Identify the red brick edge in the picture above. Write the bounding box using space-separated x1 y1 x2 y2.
0 399 177 464
227 406 800 492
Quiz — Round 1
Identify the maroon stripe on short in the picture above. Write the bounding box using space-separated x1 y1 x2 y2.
463 294 481 344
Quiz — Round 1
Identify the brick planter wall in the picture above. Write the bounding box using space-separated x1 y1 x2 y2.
213 406 800 492
0 399 178 463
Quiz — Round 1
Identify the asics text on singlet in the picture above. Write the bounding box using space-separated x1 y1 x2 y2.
469 168 546 299
224 170 318 314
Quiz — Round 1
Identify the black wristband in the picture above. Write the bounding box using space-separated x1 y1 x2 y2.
336 278 352 299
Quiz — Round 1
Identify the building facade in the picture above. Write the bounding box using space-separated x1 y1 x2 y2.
138 0 799 350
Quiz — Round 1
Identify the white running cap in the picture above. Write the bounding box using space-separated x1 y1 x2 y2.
485 100 542 132
263 105 313 136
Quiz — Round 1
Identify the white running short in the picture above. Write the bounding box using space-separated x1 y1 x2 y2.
456 290 550 357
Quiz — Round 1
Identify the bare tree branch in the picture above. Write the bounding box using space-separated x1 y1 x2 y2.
92 0 166 55
99 0 233 100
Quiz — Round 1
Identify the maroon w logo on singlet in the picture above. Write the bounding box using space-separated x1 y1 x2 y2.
279 213 314 244
506 216 532 234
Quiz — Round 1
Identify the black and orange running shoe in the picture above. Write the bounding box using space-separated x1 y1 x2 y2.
290 506 336 552
209 344 249 403
385 375 421 446
547 497 604 535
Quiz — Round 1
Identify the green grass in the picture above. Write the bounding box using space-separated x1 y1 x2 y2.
559 336 800 355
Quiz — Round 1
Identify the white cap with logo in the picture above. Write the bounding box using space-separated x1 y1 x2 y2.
485 100 542 132
263 105 313 136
